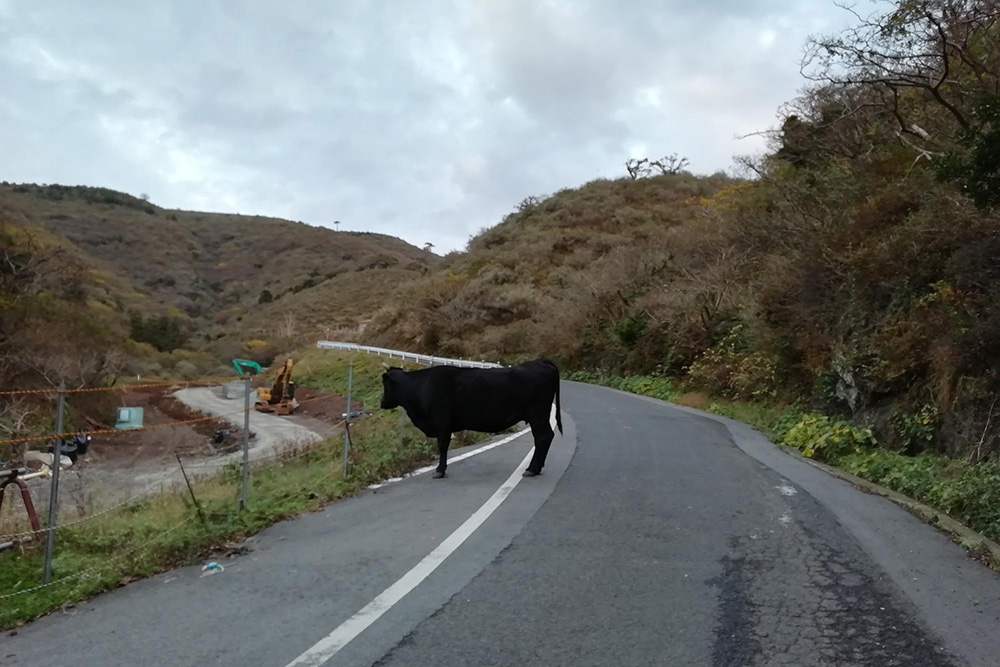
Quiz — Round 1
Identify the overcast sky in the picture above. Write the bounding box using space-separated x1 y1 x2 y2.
0 0 873 252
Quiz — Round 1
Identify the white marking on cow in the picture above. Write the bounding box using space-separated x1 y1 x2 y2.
283 446 537 667
283 405 557 667
776 483 797 496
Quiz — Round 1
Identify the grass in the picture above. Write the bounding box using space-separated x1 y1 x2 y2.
568 371 1000 544
2 442 344 627
0 351 492 629
294 348 413 408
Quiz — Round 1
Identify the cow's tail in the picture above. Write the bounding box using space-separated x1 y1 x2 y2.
555 377 563 435
545 360 563 435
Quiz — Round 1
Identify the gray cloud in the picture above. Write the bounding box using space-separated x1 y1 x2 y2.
0 0 873 252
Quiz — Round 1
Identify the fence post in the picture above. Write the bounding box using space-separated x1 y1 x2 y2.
42 382 66 584
240 376 251 511
343 359 353 476
176 454 206 524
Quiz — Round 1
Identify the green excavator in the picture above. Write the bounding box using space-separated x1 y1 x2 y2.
232 359 262 377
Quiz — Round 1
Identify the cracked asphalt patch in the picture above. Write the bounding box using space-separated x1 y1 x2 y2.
709 491 956 667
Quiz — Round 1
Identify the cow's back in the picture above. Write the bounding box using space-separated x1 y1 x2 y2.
428 361 558 433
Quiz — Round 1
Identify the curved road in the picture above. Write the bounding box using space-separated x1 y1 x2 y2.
3 382 1000 666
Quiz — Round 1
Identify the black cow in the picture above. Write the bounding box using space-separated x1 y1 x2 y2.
379 358 563 478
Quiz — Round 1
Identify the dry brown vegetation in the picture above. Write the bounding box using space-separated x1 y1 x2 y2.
369 174 735 364
0 184 430 335
370 1 1000 460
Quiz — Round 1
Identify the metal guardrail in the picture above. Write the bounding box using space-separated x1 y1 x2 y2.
315 342 504 369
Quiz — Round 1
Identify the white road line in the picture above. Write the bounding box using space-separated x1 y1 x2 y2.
283 445 537 667
366 427 531 489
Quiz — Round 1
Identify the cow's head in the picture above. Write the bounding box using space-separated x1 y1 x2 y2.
380 364 404 409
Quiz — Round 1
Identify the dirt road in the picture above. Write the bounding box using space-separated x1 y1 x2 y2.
172 387 324 460
8 386 329 527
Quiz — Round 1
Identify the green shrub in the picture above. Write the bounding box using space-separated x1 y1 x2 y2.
781 412 876 462
706 401 804 442
615 375 677 401
129 314 188 352
840 450 1000 541
569 372 677 402
687 324 780 400
891 404 939 452
614 315 648 349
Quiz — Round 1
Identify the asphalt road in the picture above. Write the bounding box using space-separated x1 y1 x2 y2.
4 382 1000 667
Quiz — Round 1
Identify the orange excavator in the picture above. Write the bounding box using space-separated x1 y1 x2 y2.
255 358 297 415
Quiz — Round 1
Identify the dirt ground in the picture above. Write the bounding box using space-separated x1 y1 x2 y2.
290 387 349 436
1 383 349 530
81 386 250 466
78 385 348 466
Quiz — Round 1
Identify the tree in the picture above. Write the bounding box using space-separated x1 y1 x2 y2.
277 311 296 339
933 93 1000 206
1 221 77 386
0 397 35 438
333 220 341 231
423 242 435 252
258 289 274 304
129 314 188 352
626 154 690 179
802 0 1000 156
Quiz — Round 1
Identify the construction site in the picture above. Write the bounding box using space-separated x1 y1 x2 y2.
0 355 352 546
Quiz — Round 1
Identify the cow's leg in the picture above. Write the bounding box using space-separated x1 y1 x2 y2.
432 433 451 478
523 417 554 477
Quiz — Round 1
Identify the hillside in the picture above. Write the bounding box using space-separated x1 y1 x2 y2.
0 183 433 392
372 161 1000 457
0 184 431 334
368 172 736 362
370 2 1000 461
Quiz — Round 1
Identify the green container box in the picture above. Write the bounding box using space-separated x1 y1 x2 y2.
114 407 144 430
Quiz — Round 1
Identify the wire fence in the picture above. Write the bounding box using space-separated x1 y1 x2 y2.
0 342 505 614
0 515 199 602
0 371 284 398
0 377 331 449
0 365 354 598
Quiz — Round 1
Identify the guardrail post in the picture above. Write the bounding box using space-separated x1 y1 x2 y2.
42 382 66 584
